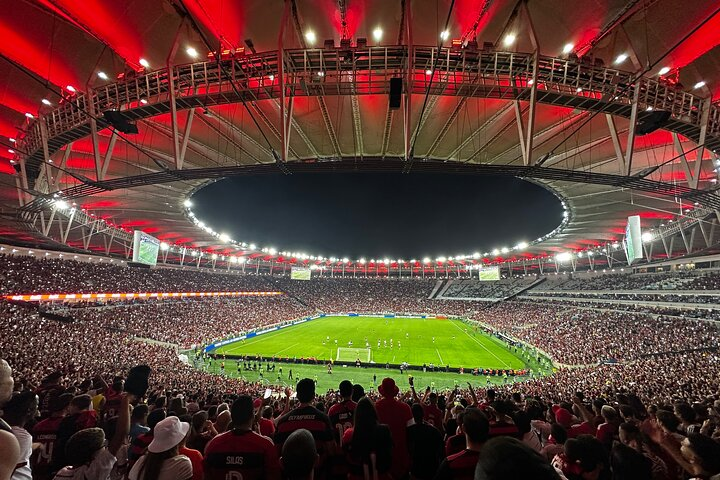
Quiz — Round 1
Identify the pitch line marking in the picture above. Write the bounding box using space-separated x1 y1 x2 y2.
436 349 444 365
450 321 512 369
274 343 299 356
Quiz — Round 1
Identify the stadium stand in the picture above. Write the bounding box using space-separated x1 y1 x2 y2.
3 254 720 479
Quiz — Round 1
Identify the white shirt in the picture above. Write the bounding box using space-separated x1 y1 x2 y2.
53 448 117 480
128 454 192 480
11 426 32 480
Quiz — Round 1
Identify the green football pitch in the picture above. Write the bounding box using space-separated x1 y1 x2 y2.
213 315 526 369
197 315 551 392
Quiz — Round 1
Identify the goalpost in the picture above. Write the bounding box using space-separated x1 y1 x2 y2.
336 347 372 363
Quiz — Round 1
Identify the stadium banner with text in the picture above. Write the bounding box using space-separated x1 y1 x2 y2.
132 230 161 266
623 215 644 265
290 267 311 280
478 265 500 281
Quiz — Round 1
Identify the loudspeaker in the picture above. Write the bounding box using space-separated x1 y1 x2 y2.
635 110 671 136
389 77 402 110
103 110 139 134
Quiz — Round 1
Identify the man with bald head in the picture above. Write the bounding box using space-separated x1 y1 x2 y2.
0 359 21 480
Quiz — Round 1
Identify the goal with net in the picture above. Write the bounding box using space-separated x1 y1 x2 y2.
336 347 372 363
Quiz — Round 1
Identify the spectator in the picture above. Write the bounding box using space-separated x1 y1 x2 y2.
3 391 38 480
129 405 150 442
474 436 561 480
203 395 280 480
552 435 607 480
407 403 444 480
0 359 21 480
32 393 72 480
280 429 318 480
434 408 489 480
53 393 132 480
328 380 357 443
342 398 393 480
610 443 652 480
375 378 414 479
128 416 193 480
128 408 166 468
274 379 335 474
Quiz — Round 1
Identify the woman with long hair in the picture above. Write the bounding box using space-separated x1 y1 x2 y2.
342 397 393 480
129 416 193 480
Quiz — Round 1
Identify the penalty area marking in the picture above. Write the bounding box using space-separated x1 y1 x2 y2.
450 320 512 369
436 349 444 365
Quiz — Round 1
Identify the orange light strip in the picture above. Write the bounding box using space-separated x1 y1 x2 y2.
5 291 284 302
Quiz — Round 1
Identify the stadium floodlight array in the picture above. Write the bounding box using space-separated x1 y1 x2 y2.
180 193 575 267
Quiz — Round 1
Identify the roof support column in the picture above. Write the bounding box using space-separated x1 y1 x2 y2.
692 98 712 185
87 87 104 181
167 20 184 170
606 115 627 175
403 0 413 161
279 0 291 162
624 81 641 176
521 0 539 166
53 143 74 191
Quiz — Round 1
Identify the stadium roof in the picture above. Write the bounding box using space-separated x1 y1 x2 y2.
1 0 720 271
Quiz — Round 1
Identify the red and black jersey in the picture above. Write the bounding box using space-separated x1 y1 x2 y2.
274 405 334 453
328 399 357 443
32 416 64 479
204 429 280 480
434 449 481 480
128 431 153 465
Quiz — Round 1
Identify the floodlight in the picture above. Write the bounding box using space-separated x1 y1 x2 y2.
159 242 169 251
139 58 150 68
373 27 383 42
503 33 516 46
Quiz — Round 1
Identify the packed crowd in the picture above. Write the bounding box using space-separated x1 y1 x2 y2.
4 353 720 480
0 255 272 295
534 271 720 292
475 302 720 365
438 277 536 299
70 297 313 349
2 254 720 478
524 291 720 305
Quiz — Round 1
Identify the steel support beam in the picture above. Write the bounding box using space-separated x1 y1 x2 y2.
606 114 627 175
624 82 641 176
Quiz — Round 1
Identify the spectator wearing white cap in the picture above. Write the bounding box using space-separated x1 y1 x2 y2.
128 416 192 480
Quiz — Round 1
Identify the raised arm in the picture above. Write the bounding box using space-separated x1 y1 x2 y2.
108 393 134 456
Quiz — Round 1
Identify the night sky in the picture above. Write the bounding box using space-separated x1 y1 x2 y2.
193 173 563 258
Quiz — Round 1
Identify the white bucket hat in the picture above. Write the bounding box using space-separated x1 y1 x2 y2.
148 416 190 453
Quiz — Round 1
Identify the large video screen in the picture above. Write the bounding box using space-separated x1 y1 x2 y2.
478 265 500 281
132 230 161 266
291 267 311 280
623 215 644 265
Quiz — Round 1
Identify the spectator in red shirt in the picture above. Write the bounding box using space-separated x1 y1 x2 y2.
375 378 414 479
342 397 393 480
32 393 72 480
433 408 489 480
327 380 357 443
203 395 281 480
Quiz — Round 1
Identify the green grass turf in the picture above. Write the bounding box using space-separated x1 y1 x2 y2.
194 359 553 393
213 316 525 370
